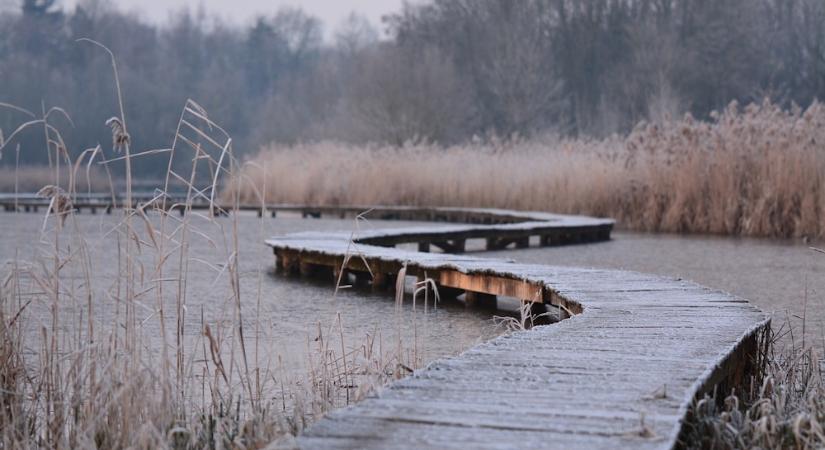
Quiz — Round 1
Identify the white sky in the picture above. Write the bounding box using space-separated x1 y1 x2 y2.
54 0 410 38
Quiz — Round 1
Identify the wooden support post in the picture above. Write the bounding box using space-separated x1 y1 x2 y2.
485 237 498 250
388 273 399 290
373 273 399 291
515 236 530 249
349 270 372 287
279 253 300 275
486 237 510 251
332 265 350 285
465 291 497 310
257 208 264 218
372 272 389 290
271 210 277 218
529 301 551 325
452 239 466 253
432 239 465 254
299 261 316 276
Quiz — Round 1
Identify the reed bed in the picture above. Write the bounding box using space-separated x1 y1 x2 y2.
2 42 823 448
232 100 825 239
684 323 825 449
0 45 425 449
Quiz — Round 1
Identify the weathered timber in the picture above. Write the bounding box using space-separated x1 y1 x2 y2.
264 207 769 450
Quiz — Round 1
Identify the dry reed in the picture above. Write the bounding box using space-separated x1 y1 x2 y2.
684 323 825 449
231 100 825 239
0 45 424 449
2 42 823 449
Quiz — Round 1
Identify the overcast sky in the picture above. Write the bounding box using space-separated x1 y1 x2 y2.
54 0 410 38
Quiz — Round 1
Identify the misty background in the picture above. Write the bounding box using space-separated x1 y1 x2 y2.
1 0 824 175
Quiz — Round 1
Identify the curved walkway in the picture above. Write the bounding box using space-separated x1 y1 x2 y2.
266 206 769 450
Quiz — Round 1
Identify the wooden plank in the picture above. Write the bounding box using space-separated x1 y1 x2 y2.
263 206 768 450
0 197 615 252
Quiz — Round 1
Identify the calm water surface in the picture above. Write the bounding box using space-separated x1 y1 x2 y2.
0 212 502 377
2 212 821 378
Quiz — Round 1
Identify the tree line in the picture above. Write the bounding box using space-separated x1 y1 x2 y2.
1 0 823 174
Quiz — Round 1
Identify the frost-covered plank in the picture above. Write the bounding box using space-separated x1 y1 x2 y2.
264 207 768 449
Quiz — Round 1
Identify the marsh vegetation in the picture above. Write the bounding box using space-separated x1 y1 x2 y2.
232 101 825 239
1 0 825 448
0 44 473 447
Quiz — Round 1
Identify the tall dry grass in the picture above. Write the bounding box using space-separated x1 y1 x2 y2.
231 100 825 239
2 42 822 449
684 322 825 449
0 44 424 449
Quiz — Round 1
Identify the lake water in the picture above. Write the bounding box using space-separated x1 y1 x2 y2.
0 212 502 385
2 211 821 385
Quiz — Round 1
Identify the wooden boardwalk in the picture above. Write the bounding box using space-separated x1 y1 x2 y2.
2 193 608 229
266 207 769 450
0 192 321 216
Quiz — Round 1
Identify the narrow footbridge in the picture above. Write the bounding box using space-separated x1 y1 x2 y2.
266 207 769 450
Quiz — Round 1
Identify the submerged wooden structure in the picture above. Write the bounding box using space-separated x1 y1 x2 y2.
265 207 769 450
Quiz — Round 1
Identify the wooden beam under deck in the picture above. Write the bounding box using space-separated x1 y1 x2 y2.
274 246 554 308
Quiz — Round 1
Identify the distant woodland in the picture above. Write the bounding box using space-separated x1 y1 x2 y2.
1 0 824 174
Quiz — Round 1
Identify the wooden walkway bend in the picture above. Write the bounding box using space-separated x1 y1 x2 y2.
266 207 769 449
4 198 770 448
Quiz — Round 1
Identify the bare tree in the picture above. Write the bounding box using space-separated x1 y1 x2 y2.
335 12 378 57
349 44 472 145
0 0 823 171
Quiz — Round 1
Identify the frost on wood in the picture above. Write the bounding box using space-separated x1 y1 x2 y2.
265 207 768 450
